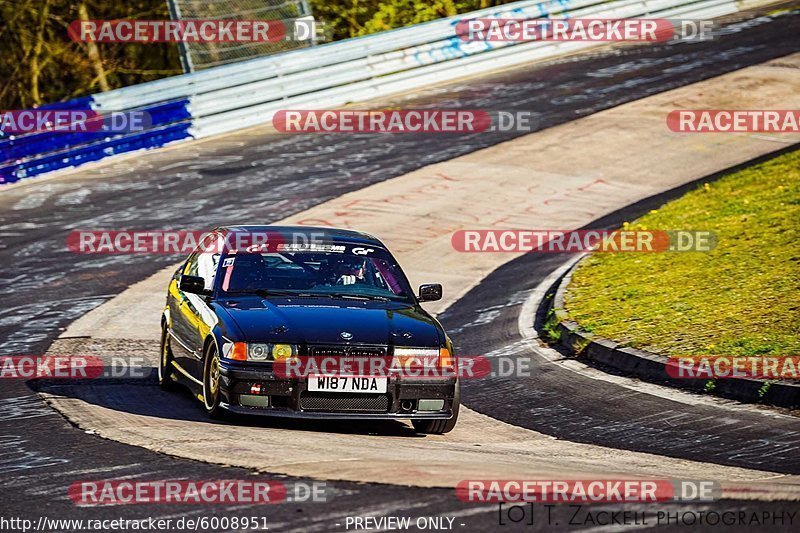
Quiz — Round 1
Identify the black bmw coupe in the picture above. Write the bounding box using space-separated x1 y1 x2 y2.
159 225 459 434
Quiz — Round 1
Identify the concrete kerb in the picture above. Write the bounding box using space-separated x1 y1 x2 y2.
545 256 800 408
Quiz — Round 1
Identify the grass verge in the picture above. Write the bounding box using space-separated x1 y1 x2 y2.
565 148 800 357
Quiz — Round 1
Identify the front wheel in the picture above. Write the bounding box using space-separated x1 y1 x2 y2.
412 382 460 434
202 341 227 419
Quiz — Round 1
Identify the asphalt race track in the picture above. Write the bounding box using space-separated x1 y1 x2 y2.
2 3 800 531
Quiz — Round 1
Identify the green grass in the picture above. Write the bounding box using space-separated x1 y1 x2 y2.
542 309 564 343
565 149 800 357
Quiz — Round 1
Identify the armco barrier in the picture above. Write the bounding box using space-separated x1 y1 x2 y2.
0 0 769 185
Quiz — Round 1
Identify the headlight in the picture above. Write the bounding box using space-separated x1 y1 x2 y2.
393 347 441 370
393 347 454 372
393 347 440 358
227 342 296 361
248 343 269 361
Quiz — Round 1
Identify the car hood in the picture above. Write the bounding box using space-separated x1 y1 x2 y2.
216 297 442 347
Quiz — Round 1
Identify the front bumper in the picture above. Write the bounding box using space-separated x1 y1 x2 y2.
218 359 457 420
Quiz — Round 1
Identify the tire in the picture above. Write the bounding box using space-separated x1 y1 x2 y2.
202 341 227 419
412 382 460 434
158 324 179 391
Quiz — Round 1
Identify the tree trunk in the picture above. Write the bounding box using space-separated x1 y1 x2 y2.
78 2 110 92
29 0 51 105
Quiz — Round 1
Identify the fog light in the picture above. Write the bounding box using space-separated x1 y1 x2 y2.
239 395 269 408
271 344 295 360
418 399 444 411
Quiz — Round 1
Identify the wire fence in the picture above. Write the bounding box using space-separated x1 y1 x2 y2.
166 0 313 72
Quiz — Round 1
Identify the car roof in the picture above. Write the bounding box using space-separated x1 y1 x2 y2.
216 225 386 247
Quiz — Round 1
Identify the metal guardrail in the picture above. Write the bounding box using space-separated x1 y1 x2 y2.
0 0 746 185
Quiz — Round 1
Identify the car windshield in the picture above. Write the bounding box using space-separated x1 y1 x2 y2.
217 244 415 302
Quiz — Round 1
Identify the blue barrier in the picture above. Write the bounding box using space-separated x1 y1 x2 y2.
0 99 192 184
0 100 191 163
0 120 192 184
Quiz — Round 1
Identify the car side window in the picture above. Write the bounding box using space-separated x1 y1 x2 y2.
183 251 199 276
183 234 220 290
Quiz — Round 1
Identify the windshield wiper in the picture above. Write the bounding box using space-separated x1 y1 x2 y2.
322 293 392 302
225 289 298 298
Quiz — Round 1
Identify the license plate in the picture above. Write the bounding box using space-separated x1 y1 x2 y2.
308 375 387 393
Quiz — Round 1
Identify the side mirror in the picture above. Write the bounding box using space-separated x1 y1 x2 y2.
418 284 442 302
179 275 209 295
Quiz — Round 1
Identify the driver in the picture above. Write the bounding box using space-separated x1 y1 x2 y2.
333 257 368 286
